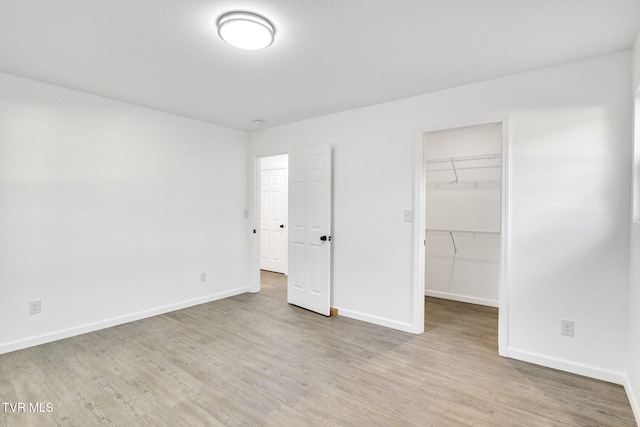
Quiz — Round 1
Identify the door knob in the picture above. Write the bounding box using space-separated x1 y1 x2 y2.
320 235 332 242
280 224 284 228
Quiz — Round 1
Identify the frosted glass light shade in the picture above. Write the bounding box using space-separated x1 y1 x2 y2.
217 12 275 50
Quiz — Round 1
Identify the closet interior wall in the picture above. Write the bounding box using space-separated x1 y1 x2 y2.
424 124 502 307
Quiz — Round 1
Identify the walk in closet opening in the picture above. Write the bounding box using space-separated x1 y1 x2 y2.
424 123 503 339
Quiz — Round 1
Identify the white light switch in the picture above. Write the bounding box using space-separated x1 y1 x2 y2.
404 210 413 222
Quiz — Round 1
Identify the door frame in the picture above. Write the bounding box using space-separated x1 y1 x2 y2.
413 115 510 356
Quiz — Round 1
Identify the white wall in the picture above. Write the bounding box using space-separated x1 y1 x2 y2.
627 30 640 421
249 51 632 383
0 72 251 353
424 125 502 306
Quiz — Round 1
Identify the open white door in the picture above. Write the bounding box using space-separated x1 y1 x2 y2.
259 165 287 274
287 144 332 315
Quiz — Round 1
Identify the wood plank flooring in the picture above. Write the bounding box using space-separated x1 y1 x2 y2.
0 271 636 426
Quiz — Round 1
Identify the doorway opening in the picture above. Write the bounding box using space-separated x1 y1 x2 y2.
414 118 509 355
259 154 289 276
425 124 502 306
252 145 334 316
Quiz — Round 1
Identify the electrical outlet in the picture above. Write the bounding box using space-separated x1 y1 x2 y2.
200 272 207 283
29 300 41 315
561 320 574 337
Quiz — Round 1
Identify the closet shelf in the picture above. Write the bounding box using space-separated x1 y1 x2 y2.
426 228 500 238
426 228 500 254
424 153 501 173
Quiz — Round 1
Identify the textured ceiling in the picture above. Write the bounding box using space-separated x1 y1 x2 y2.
1 0 640 131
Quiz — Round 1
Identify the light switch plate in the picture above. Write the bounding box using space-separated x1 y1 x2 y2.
404 210 414 222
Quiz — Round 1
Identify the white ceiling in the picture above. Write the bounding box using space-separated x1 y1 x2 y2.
1 1 639 131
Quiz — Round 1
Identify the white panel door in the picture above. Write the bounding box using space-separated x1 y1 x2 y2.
260 167 287 273
288 144 332 316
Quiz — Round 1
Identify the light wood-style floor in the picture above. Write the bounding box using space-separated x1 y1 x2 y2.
0 271 636 426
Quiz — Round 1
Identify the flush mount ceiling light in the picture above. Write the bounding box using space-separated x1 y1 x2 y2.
217 11 275 50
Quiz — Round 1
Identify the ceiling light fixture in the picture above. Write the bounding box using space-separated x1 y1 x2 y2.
217 11 275 50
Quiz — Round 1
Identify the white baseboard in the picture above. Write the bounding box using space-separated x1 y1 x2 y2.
425 290 499 307
623 374 640 424
507 347 626 385
0 287 250 355
336 307 414 333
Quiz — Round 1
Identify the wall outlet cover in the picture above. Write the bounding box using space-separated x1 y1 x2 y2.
29 300 41 315
561 320 574 337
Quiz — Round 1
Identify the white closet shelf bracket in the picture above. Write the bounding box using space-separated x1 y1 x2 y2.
450 158 459 184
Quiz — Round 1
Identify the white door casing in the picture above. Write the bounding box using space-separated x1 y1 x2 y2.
287 144 332 316
260 166 287 273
